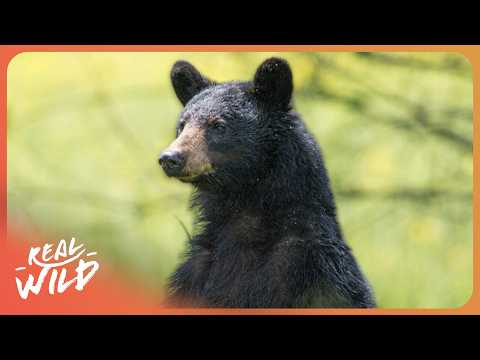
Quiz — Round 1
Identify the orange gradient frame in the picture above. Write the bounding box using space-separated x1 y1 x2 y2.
0 45 478 315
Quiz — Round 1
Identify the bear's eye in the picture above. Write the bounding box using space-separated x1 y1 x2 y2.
209 120 226 132
178 121 186 133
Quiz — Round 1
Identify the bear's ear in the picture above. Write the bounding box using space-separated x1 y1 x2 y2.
253 57 293 109
171 61 214 106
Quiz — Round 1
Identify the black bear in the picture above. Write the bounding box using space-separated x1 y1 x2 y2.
159 57 376 308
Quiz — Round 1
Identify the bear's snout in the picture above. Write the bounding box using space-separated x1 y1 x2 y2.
159 151 185 177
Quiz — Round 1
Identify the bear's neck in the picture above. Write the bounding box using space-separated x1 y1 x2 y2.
192 122 339 247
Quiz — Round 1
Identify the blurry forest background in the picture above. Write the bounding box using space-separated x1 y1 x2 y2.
7 52 473 308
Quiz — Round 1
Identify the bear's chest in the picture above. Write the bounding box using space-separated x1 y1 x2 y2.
184 214 306 306
190 232 290 306
197 245 272 307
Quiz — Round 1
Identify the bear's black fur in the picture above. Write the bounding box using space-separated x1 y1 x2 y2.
160 57 376 308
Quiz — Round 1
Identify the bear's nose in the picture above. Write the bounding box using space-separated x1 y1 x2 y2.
159 151 185 176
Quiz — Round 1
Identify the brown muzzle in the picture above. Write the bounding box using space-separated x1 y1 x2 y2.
158 123 213 181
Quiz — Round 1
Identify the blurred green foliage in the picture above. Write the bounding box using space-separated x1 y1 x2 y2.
7 52 473 308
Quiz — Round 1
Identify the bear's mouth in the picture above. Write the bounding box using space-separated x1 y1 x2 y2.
175 163 215 183
177 172 213 183
177 175 199 182
177 169 216 184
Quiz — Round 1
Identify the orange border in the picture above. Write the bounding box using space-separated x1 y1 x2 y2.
1 45 478 315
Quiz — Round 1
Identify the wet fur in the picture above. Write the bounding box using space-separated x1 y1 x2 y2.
165 58 376 308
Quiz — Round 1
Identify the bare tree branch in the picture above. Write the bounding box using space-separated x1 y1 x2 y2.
300 54 472 153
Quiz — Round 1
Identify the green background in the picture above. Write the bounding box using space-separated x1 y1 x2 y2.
7 52 473 308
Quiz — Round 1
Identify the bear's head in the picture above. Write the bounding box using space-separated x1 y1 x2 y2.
159 57 294 189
